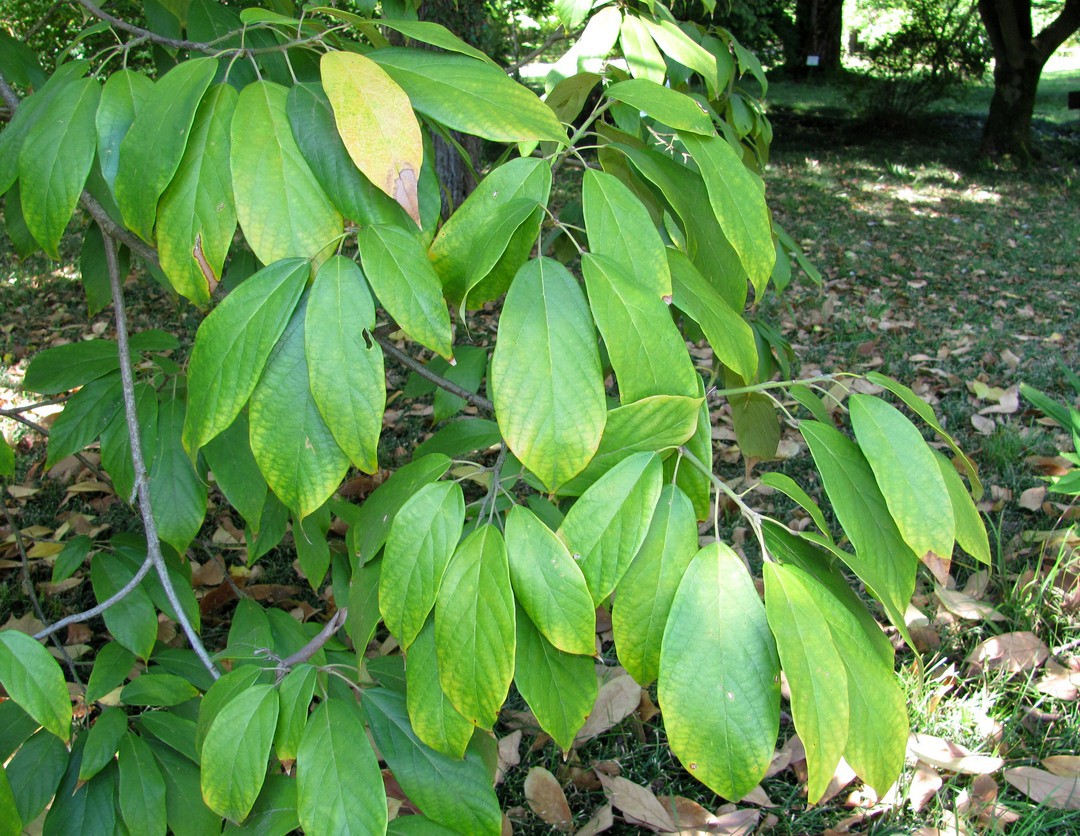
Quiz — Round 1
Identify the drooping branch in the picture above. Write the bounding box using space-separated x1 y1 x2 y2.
101 227 221 680
374 334 495 414
34 553 153 640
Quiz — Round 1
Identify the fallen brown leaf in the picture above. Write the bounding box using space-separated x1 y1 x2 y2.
707 808 761 835
1003 766 1080 810
574 804 613 836
818 757 858 805
574 674 641 746
524 767 573 831
934 586 1006 622
906 734 1004 775
496 730 522 785
965 631 1049 674
597 773 676 832
1035 660 1080 701
956 773 1020 829
920 551 951 587
738 784 774 807
1019 485 1047 511
907 760 942 812
663 795 715 828
1043 756 1080 778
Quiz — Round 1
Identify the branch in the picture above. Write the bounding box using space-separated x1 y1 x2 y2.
0 72 20 111
34 553 153 640
72 0 219 53
264 607 349 682
1 500 82 683
374 334 494 414
101 227 220 680
0 397 70 417
505 28 571 75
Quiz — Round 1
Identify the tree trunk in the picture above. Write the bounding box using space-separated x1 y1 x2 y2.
790 0 844 74
977 0 1080 159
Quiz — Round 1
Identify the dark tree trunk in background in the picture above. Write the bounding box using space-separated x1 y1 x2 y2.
418 0 488 217
791 0 844 73
977 0 1080 159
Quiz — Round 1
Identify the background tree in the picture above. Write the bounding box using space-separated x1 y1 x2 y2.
977 0 1080 157
791 0 844 72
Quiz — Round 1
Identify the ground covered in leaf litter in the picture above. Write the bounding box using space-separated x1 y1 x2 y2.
2 108 1079 835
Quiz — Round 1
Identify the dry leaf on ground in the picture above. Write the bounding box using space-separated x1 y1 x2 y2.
934 586 1006 622
1019 486 1047 511
496 730 522 785
574 674 641 745
906 734 1004 775
965 631 1049 674
707 808 760 835
597 773 676 832
663 795 715 828
524 767 573 831
1035 660 1080 701
575 804 613 836
818 757 858 805
1003 766 1080 810
1043 756 1080 778
907 760 943 812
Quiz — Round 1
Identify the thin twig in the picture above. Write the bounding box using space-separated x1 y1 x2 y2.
276 607 348 674
34 553 153 641
101 227 221 680
480 444 508 526
374 334 494 414
505 28 570 75
1 501 82 683
0 397 70 416
73 0 219 53
0 73 19 111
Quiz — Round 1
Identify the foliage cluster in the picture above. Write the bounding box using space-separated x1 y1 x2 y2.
0 0 990 832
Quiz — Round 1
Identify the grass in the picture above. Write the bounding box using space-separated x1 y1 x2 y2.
3 57 1080 835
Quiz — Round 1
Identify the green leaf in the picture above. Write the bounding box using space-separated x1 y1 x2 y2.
322 51 424 227
85 641 136 704
380 481 465 649
414 419 502 459
547 7 621 90
554 0 593 30
0 766 19 836
157 83 238 306
429 158 552 308
758 472 831 540
491 258 606 492
196 665 265 759
612 485 698 686
203 412 268 533
606 79 713 134
346 557 382 651
200 684 280 822
581 252 698 402
100 382 157 504
583 169 670 299
221 773 297 835
147 741 223 836
183 258 309 456
96 69 154 196
249 300 349 519
231 80 343 265
118 732 167 835
514 607 597 751
119 672 198 708
22 340 121 395
4 182 37 258
297 698 387 834
135 712 199 764
678 132 774 295
357 224 453 359
112 535 200 635
667 248 757 381
90 552 158 661
305 255 384 474
730 391 780 461
405 619 474 758
364 688 502 835
559 451 663 606
6 729 69 823
0 437 14 479
800 421 918 636
432 346 486 422
673 384 713 520
18 77 100 258
763 563 848 803
51 534 92 584
434 526 515 729
849 394 955 559
150 391 208 552
369 48 566 144
115 58 217 242
933 451 990 565
506 506 595 655
641 18 720 95
375 19 497 64
44 372 123 470
559 395 702 495
0 630 71 743
620 14 665 83
660 543 780 800
545 71 602 125
346 454 451 563
295 506 332 590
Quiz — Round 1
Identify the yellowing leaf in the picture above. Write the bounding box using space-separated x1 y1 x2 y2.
321 52 424 227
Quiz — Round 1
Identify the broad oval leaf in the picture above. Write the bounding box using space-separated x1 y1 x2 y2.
678 132 774 295
640 18 720 95
605 79 713 134
305 255 384 474
250 300 350 520
763 562 849 803
297 698 387 835
933 450 990 565
581 252 698 402
157 83 238 306
150 390 208 553
200 683 280 822
357 224 454 360
368 48 566 144
183 257 309 456
0 631 72 742
849 394 954 560
514 607 597 751
612 484 698 686
231 80 343 265
434 526 516 729
558 451 663 606
405 619 474 759
506 506 595 655
620 14 666 84
491 258 606 492
659 543 780 801
582 168 670 299
18 77 100 258
6 729 69 824
22 339 121 395
322 51 424 227
380 481 465 650
115 57 217 242
118 732 167 836
203 412 267 534
90 551 157 661
96 69 154 195
80 708 127 782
